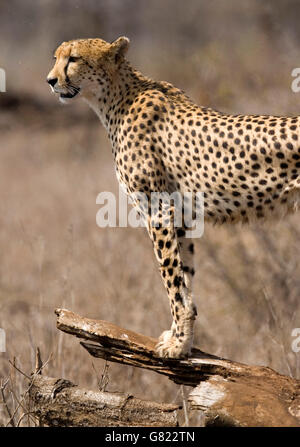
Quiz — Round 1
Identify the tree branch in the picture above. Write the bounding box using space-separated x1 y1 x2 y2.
29 376 179 427
55 308 300 427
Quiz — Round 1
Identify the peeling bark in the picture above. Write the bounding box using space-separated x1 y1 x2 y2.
29 376 179 427
53 308 300 427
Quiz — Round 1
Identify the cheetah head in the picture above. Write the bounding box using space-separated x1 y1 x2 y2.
46 36 129 103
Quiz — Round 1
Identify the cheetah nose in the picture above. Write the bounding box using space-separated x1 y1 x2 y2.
47 77 58 87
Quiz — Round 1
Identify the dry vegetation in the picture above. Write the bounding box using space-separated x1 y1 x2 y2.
1 0 300 426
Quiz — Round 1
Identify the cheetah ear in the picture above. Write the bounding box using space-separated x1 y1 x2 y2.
110 36 130 63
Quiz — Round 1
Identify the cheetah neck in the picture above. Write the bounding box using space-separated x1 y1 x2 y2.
82 60 150 135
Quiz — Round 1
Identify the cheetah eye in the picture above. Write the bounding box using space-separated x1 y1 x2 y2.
69 56 80 63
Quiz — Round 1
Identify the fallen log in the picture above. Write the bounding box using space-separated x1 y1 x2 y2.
29 376 179 427
54 308 300 427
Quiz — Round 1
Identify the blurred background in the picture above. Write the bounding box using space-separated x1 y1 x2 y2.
1 0 300 426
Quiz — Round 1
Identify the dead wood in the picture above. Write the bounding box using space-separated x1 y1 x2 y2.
54 308 300 427
29 375 179 427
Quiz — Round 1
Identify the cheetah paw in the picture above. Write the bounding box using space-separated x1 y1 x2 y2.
155 330 192 359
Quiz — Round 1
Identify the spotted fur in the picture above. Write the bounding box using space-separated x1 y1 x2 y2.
47 36 300 358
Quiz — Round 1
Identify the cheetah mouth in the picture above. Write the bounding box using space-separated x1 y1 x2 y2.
60 89 80 99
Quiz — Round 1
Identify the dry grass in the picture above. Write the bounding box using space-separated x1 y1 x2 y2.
1 0 300 426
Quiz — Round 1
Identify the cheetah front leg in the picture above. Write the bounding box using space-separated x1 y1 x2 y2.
147 210 197 359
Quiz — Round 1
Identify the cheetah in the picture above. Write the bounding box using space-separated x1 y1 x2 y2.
47 36 300 359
